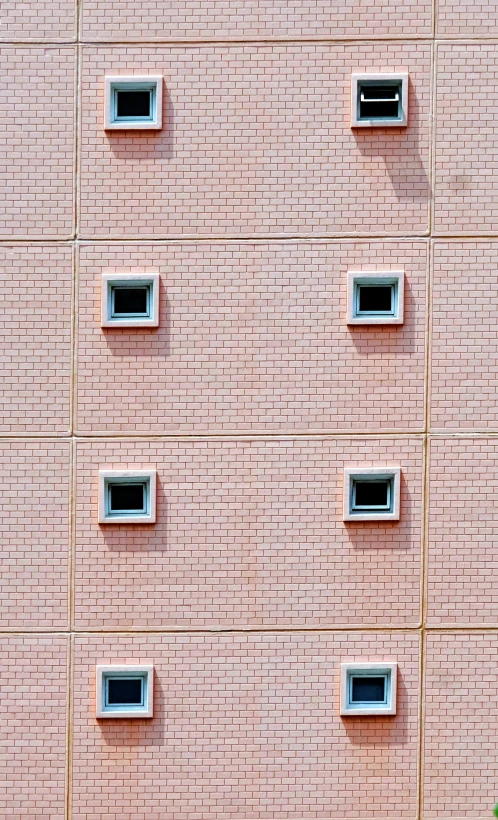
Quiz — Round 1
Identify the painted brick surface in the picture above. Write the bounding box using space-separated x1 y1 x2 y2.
81 0 432 40
0 442 70 628
424 633 498 818
77 241 427 434
73 632 420 820
435 45 498 234
0 635 68 819
0 0 76 40
74 438 422 629
431 242 498 430
437 0 498 36
0 47 75 238
427 439 498 626
0 245 72 434
3 2 498 817
79 44 431 238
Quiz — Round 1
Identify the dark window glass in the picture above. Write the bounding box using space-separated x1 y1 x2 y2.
351 676 386 703
116 90 151 118
113 286 149 316
109 483 145 512
107 677 143 705
354 480 389 508
358 285 393 313
359 85 400 120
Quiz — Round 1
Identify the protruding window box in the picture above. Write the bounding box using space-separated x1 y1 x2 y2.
98 469 157 524
351 73 408 128
343 467 401 521
104 76 163 130
340 662 397 716
101 273 160 328
347 271 404 326
96 665 154 718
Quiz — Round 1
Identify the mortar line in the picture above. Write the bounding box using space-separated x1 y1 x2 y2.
3 35 498 46
0 431 427 441
6 233 498 244
418 17 437 814
3 430 498 442
6 430 498 441
66 4 81 818
8 624 498 637
65 632 74 820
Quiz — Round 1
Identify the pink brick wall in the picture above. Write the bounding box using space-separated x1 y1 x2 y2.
2 3 498 819
437 0 498 36
435 45 498 234
0 1 75 40
0 636 68 819
431 241 498 429
72 632 420 820
74 438 422 629
0 48 75 238
427 439 498 626
77 241 427 433
0 442 70 627
79 44 431 238
80 0 432 40
0 245 72 433
424 633 498 818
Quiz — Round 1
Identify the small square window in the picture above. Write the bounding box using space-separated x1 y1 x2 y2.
104 76 163 130
347 271 404 326
98 469 157 524
343 467 401 521
96 665 154 718
340 662 397 716
351 73 408 127
101 273 160 328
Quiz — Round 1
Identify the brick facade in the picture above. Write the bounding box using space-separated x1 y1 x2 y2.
1 2 496 818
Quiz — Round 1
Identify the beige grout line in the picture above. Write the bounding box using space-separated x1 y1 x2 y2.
417 31 436 818
5 233 498 244
0 431 428 441
5 625 498 636
69 437 76 638
0 430 498 444
5 430 498 441
418 630 427 820
2 35 498 46
65 632 74 820
0 235 430 243
66 7 81 820
5 232 498 244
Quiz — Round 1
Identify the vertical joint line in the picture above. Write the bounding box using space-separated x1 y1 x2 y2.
65 632 74 820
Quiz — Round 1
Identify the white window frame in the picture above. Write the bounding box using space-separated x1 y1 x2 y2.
340 662 397 716
101 272 160 328
98 469 157 524
351 73 408 128
96 664 154 718
343 466 401 521
347 271 404 326
104 76 163 130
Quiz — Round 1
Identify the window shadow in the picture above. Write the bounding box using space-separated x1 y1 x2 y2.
344 472 415 552
347 276 419 356
100 478 168 552
341 670 411 747
106 83 174 161
97 671 166 748
102 278 171 359
352 78 430 206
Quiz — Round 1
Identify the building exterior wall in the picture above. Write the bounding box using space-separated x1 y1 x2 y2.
1 2 497 818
